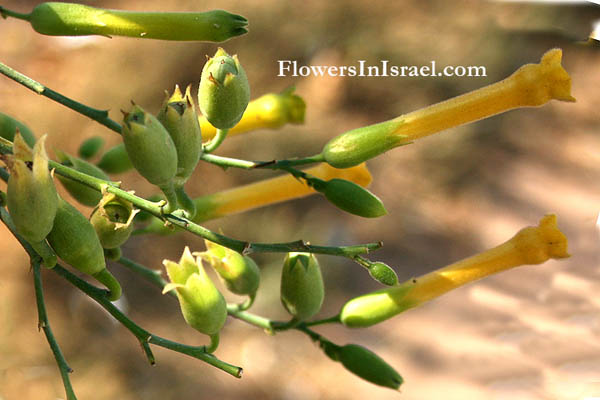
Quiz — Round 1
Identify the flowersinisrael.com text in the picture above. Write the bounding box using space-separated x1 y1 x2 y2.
277 60 487 78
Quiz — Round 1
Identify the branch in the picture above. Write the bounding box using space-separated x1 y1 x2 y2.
0 207 243 378
0 61 122 134
32 253 78 399
0 138 382 260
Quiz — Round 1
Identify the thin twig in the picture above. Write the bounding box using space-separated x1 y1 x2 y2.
32 255 78 399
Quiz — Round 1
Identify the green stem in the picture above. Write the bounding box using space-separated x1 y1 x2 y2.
200 153 257 169
158 181 178 215
1 138 382 260
0 6 31 21
174 185 196 219
0 61 122 134
52 263 243 377
205 333 220 354
31 259 78 400
117 256 170 291
29 239 57 269
92 268 122 301
203 128 229 153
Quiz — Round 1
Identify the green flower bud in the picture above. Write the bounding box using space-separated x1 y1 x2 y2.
78 136 104 160
157 85 202 186
196 239 260 297
0 112 36 147
312 178 387 218
90 193 137 249
321 120 406 168
28 3 248 42
163 247 227 337
97 143 133 174
368 262 398 286
121 104 178 187
56 150 110 207
339 282 416 328
6 134 57 243
47 196 121 300
280 252 324 321
199 48 250 130
337 344 403 390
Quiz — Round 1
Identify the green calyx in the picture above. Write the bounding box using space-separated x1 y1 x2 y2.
97 143 133 174
163 247 227 338
199 47 250 130
157 85 202 186
195 239 260 297
280 252 324 321
6 134 57 244
312 178 387 218
339 281 417 328
47 196 121 300
0 112 36 147
56 150 110 207
90 192 137 249
321 119 406 168
122 104 178 187
337 344 403 390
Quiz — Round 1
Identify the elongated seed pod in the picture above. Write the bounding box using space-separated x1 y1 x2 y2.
121 104 178 187
47 196 121 300
28 2 248 42
6 134 57 243
157 85 202 186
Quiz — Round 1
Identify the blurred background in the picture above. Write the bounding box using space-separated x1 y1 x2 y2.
1 0 599 399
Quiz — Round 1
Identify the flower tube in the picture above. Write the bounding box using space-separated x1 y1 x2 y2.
340 214 569 328
322 49 575 168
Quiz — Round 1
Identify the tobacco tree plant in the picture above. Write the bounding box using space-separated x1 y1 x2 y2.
0 2 574 399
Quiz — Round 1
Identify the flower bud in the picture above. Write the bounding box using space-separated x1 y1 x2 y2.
121 104 178 187
280 252 324 321
367 262 398 286
78 136 104 160
340 214 569 328
0 112 36 147
199 87 306 140
196 239 260 297
56 150 110 207
47 196 121 300
336 344 403 390
28 3 248 42
90 193 137 249
97 143 133 174
163 247 227 336
199 48 250 130
157 85 202 186
312 178 387 218
6 134 57 243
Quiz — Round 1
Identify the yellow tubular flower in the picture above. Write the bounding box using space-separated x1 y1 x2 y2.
340 214 569 328
193 163 371 222
322 49 575 168
140 163 371 234
200 87 306 140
